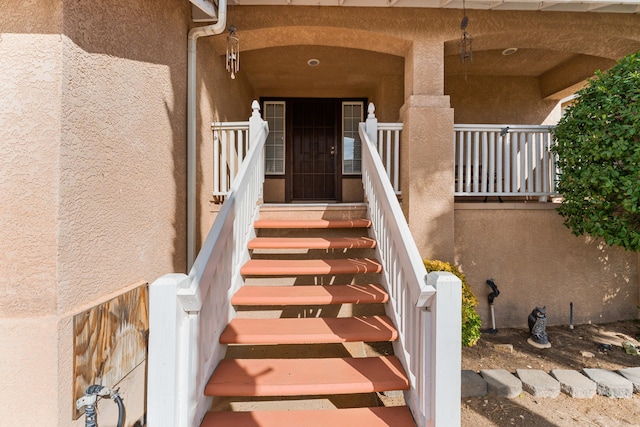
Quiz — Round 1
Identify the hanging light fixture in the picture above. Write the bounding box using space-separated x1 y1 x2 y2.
459 0 473 79
226 24 239 79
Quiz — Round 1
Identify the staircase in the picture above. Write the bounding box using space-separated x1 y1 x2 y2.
148 105 462 427
200 204 416 426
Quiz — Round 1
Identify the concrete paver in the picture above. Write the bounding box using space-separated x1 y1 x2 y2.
464 368 639 399
617 367 640 393
462 370 487 398
583 368 633 398
516 369 560 398
550 369 596 398
480 369 522 398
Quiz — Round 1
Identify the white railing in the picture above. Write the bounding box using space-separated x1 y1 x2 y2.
361 104 461 427
454 124 557 201
211 121 250 196
147 101 268 427
376 121 402 195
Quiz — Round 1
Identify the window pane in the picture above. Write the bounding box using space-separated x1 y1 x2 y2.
264 102 285 175
342 102 363 174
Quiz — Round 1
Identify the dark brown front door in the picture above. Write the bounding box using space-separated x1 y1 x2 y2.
289 99 338 201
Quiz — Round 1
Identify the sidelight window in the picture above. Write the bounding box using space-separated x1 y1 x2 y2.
342 102 364 175
263 101 286 175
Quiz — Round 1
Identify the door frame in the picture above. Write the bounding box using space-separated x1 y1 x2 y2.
261 97 367 203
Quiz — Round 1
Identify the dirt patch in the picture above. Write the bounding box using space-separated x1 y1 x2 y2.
462 320 640 426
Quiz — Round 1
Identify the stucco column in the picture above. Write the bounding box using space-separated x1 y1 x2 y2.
400 40 455 262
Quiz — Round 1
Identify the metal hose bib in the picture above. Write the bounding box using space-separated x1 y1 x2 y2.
76 385 125 427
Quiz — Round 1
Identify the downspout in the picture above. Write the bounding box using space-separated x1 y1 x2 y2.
187 0 227 270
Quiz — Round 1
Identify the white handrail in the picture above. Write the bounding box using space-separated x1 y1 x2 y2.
147 101 268 427
454 124 557 201
361 104 461 427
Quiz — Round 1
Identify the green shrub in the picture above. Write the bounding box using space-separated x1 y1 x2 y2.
424 259 482 347
552 52 640 251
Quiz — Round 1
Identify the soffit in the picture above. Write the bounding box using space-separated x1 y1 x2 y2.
232 0 640 14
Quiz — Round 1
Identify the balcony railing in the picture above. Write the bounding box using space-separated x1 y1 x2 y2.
211 107 403 197
454 125 557 201
211 121 250 197
376 121 402 195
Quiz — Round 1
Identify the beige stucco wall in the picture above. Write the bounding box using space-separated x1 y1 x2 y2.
400 95 455 261
455 204 639 329
1 5 63 319
1 1 64 424
60 0 190 309
2 0 193 424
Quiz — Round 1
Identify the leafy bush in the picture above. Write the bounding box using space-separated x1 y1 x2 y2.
424 259 482 347
552 52 640 251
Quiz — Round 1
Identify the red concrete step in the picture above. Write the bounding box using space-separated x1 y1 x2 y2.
205 356 409 397
220 315 397 345
254 219 371 229
240 258 383 276
201 406 416 427
231 284 388 306
248 236 376 249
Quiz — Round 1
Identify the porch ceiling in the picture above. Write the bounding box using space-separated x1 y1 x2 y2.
240 45 404 95
219 5 640 100
445 48 575 77
234 0 640 14
228 43 622 100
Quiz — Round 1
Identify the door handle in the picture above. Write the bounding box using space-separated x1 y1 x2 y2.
330 146 335 159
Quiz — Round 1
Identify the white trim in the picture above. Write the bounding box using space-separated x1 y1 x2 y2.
232 0 640 13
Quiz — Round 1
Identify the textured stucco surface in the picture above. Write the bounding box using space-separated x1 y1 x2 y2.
3 0 193 424
1 0 64 321
400 95 455 261
1 0 63 34
1 33 62 317
0 317 59 426
447 76 560 124
455 205 639 328
59 0 190 311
